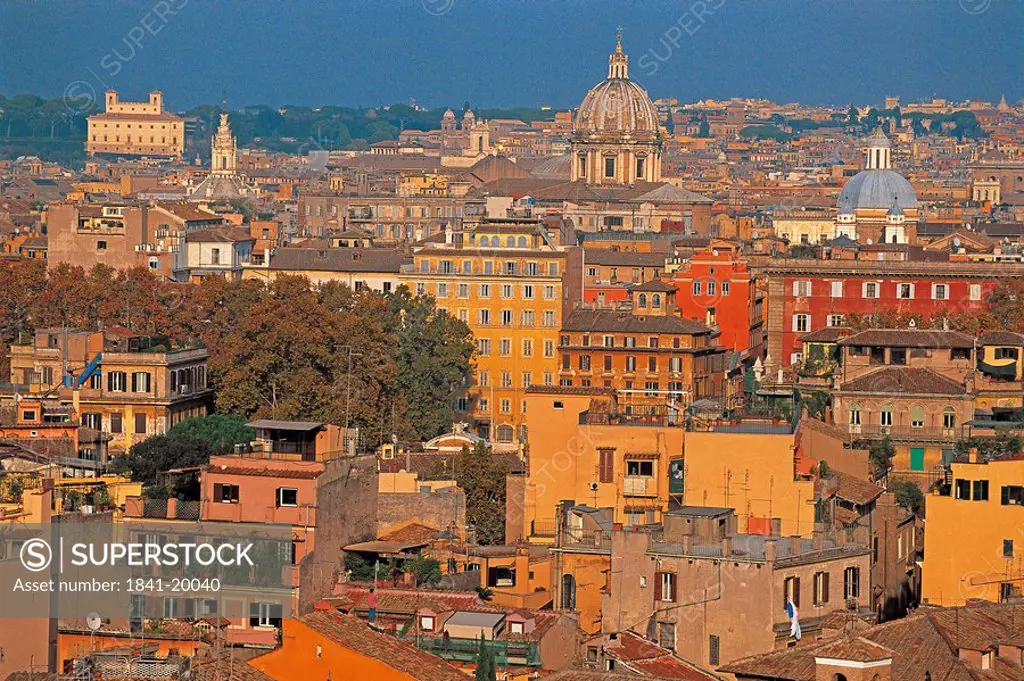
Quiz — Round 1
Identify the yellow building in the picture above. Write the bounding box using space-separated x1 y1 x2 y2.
517 388 819 542
86 90 184 159
402 218 582 447
922 452 1024 606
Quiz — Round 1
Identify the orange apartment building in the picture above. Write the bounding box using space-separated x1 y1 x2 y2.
672 246 765 358
8 328 213 453
922 452 1024 606
86 90 184 159
0 483 55 678
516 387 819 542
402 217 583 447
558 281 728 406
123 420 378 644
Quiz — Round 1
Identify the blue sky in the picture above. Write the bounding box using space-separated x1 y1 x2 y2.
1 0 1021 110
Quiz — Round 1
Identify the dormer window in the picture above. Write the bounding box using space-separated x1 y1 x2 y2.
419 615 434 632
510 621 524 635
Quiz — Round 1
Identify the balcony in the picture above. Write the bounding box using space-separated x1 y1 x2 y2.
416 636 541 667
845 423 960 441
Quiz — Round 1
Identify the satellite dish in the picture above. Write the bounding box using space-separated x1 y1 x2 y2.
953 237 962 249
86 613 102 631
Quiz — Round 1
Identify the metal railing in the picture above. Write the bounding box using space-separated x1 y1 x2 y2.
416 636 541 667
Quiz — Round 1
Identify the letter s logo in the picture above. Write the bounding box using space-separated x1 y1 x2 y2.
21 538 52 572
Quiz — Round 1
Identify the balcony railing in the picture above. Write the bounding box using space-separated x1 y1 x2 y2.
845 423 961 440
416 636 541 667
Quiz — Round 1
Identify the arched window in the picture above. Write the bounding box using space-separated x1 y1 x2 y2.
911 405 925 429
881 404 894 428
506 236 515 248
517 236 527 248
652 294 661 307
638 293 648 308
561 574 577 610
943 407 956 431
834 675 848 681
496 424 514 443
479 236 489 247
849 403 862 426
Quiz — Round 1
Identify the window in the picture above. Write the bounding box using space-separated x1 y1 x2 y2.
830 281 844 298
862 282 879 299
793 314 810 333
647 356 657 372
721 281 730 296
625 356 636 372
973 479 990 501
891 347 907 365
793 280 811 297
932 284 949 300
911 405 924 428
943 408 956 430
969 284 982 301
658 622 675 650
214 483 239 504
828 314 845 328
956 478 972 500
604 157 616 178
897 283 915 299
692 280 702 295
479 283 491 298
544 340 555 358
250 602 282 628
108 371 127 392
500 399 511 414
626 460 654 477
420 615 435 632
656 571 676 602
1001 485 1024 505
276 488 298 507
110 412 123 434
598 448 614 483
784 576 800 608
709 635 720 666
707 280 717 296
97 240 107 252
510 620 524 635
500 309 513 326
131 372 151 393
844 567 860 600
813 571 830 605
1004 539 1014 558
211 248 221 265
134 413 147 434
881 405 893 427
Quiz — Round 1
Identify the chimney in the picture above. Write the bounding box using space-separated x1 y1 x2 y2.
721 535 732 557
789 536 803 557
813 522 826 550
681 533 693 554
968 447 980 463
765 538 778 563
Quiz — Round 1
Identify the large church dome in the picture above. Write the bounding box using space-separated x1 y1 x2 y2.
569 33 664 185
573 36 659 140
838 129 917 213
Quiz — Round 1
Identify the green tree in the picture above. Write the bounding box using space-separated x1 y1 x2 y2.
475 636 496 681
955 433 1022 461
454 444 522 545
405 556 442 587
168 414 255 454
389 287 474 441
110 434 212 498
867 437 895 478
891 480 924 516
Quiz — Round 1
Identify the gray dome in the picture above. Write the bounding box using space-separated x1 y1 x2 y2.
838 169 917 213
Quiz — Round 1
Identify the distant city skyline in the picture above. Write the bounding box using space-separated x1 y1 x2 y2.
1 0 1022 111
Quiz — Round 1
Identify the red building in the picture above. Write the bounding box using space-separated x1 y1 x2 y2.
672 248 764 358
762 259 1024 369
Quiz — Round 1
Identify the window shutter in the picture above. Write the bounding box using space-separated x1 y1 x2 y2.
213 483 222 502
231 485 239 503
655 572 663 601
823 572 830 603
669 573 677 603
794 577 800 607
249 602 260 627
792 281 799 296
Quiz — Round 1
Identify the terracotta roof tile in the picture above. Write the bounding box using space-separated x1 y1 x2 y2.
840 366 966 395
